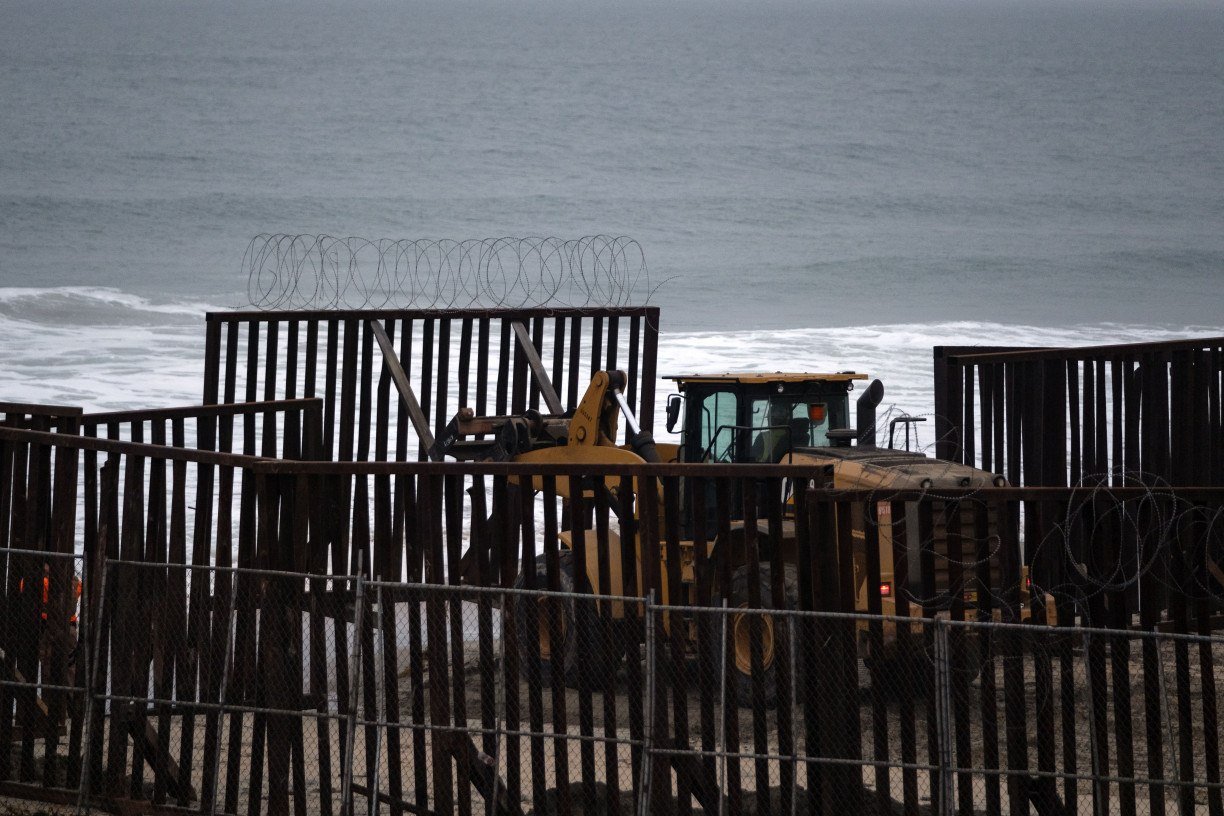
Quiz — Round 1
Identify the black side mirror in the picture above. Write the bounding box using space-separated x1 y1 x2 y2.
665 394 683 434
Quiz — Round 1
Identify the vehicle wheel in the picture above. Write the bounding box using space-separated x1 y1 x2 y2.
727 563 799 708
512 551 623 689
864 636 981 697
864 644 931 698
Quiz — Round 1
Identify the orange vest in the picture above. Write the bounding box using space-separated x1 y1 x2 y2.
17 575 81 623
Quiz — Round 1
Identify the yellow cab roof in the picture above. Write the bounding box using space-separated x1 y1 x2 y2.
663 372 868 385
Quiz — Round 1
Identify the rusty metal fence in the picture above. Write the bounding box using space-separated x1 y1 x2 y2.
4 417 1224 815
933 336 1224 488
199 308 661 464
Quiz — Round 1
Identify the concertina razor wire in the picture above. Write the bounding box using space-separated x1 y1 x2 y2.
242 235 660 311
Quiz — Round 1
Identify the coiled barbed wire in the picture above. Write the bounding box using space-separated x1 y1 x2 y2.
243 235 657 311
837 472 1224 623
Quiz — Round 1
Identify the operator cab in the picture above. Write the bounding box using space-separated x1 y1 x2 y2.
663 372 865 464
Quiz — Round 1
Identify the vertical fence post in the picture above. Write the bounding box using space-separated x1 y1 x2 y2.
788 611 799 816
1154 634 1180 787
490 588 506 814
368 584 386 816
209 590 239 816
717 598 728 816
1083 631 1106 816
636 591 657 816
75 555 110 816
340 576 366 816
933 619 955 816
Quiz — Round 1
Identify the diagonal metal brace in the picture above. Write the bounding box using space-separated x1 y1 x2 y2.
368 320 436 457
510 322 564 415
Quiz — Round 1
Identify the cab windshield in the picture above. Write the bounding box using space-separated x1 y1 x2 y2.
683 381 852 464
749 397 837 461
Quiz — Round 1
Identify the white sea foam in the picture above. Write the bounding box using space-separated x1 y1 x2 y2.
0 286 213 317
653 321 1223 450
0 287 205 411
2 286 1218 448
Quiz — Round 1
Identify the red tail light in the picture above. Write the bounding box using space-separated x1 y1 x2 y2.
879 582 892 597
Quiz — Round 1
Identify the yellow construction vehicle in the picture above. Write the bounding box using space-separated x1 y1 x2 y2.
436 369 1039 703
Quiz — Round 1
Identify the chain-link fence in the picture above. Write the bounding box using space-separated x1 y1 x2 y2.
5 559 1224 816
657 602 1224 816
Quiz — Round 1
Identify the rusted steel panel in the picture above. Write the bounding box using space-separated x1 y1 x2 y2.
441 475 468 816
1068 361 1081 484
422 475 455 816
565 316 582 411
498 476 522 806
934 339 1224 498
404 474 429 805
9 407 1224 813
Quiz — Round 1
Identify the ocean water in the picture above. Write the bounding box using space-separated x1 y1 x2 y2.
1 0 1222 430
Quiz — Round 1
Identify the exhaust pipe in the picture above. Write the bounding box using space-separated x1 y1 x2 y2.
856 379 884 447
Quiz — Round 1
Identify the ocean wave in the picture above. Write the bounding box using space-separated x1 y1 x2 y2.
663 320 1222 348
1 294 1219 432
0 286 211 323
0 290 205 412
654 320 1224 448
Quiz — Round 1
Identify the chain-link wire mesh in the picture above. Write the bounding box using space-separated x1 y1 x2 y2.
6 559 1224 816
650 603 1224 816
82 561 360 816
357 581 648 816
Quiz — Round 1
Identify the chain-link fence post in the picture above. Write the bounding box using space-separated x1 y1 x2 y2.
368 584 386 816
1155 632 1181 787
933 619 955 816
788 612 799 816
208 588 239 816
636 590 657 816
74 554 109 816
340 575 366 816
717 598 729 816
490 588 507 813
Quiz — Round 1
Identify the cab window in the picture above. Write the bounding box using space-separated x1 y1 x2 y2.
699 390 738 462
749 397 834 461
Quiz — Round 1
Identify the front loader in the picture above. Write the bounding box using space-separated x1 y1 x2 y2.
435 367 1047 704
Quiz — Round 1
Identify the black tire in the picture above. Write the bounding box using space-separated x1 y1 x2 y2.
727 563 799 708
864 643 932 698
512 551 623 689
864 634 982 698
